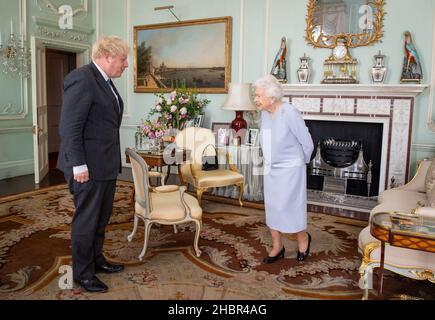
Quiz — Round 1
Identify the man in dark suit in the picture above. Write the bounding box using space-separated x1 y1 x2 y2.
58 36 129 293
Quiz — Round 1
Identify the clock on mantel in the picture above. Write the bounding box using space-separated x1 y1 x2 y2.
322 37 358 84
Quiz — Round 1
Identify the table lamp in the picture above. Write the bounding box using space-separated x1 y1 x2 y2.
222 83 258 132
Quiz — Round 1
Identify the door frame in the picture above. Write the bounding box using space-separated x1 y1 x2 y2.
31 36 91 184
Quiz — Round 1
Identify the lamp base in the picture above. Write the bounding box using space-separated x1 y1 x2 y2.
231 111 247 132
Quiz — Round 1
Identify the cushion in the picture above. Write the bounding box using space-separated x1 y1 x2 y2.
193 169 244 188
358 226 435 270
135 192 202 220
425 159 435 199
428 183 435 207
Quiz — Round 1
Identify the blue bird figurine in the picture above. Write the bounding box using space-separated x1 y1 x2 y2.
401 31 423 83
270 37 287 83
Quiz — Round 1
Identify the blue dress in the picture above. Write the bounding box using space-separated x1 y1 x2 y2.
259 103 314 233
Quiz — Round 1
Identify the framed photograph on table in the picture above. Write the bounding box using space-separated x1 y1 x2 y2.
133 16 232 93
245 128 259 146
187 114 204 128
211 122 231 146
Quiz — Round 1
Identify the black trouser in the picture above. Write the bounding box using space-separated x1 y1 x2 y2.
66 175 117 281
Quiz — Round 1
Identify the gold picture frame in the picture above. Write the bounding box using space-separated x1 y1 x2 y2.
133 16 232 93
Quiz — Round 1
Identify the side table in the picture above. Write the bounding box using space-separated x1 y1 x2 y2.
125 148 190 205
370 212 435 298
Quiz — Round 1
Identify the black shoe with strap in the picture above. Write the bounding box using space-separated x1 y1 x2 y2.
95 262 124 274
262 246 285 264
75 276 108 293
297 232 312 261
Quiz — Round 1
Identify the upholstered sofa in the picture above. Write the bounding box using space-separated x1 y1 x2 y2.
358 158 435 299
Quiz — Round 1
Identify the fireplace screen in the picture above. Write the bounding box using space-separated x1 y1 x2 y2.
309 138 373 196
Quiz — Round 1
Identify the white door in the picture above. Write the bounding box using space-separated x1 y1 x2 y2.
31 37 48 184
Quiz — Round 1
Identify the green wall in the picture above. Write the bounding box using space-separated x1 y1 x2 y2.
0 0 95 180
0 0 434 181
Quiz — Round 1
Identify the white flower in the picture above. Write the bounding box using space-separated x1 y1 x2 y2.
167 99 172 106
170 105 177 113
156 105 162 112
158 98 163 104
180 107 187 115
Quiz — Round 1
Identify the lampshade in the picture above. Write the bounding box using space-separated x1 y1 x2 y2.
222 83 258 133
222 83 257 111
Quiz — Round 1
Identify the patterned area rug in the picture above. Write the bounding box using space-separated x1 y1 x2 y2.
0 182 433 300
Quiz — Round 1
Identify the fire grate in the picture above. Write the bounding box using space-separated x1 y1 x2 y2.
309 138 373 197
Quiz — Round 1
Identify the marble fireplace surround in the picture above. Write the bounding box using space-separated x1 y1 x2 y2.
282 84 428 194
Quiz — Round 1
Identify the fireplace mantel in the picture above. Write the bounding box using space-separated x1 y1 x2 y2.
282 84 428 98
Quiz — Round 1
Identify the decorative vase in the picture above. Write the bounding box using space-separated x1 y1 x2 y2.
148 138 162 151
371 50 387 84
135 132 143 150
297 53 310 84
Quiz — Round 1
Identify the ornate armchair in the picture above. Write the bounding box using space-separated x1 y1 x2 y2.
358 158 435 299
175 127 245 206
126 148 203 261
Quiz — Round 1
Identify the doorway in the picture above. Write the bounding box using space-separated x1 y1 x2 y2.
46 49 77 169
31 35 91 184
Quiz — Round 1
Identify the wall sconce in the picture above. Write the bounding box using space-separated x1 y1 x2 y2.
0 19 31 78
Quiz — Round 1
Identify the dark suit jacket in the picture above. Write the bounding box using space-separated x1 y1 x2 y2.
57 62 124 180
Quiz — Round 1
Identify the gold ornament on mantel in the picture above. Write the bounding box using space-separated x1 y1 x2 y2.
321 37 358 84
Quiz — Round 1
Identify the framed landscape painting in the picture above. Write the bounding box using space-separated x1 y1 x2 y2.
134 16 232 93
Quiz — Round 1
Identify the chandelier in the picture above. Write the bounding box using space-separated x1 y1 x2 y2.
0 21 31 78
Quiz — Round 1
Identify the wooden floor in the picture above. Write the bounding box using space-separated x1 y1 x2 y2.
0 169 66 198
0 169 369 221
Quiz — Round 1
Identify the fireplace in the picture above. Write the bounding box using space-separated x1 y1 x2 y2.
306 120 382 197
281 84 428 209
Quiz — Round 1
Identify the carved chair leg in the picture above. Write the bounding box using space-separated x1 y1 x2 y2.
237 183 244 207
139 220 153 261
127 215 139 242
193 219 202 257
196 188 206 205
359 264 374 300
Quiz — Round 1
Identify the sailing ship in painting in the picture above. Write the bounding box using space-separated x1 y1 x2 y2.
137 48 225 89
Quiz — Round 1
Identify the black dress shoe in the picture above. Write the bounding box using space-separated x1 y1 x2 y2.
95 262 124 274
297 232 312 261
263 246 285 264
75 276 108 293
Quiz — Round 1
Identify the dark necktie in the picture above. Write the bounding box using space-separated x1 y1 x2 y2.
107 79 121 113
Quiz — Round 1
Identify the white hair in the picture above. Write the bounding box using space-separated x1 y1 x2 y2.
254 75 283 100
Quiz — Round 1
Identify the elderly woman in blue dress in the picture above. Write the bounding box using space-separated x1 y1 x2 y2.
254 75 314 263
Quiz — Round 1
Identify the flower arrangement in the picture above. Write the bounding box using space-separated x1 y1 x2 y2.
136 119 170 139
148 89 210 130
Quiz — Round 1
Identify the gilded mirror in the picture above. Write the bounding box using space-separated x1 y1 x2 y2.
305 0 385 48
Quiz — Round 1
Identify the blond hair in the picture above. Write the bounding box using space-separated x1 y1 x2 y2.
92 36 130 60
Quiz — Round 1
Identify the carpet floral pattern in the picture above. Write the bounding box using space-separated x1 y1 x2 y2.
0 182 433 300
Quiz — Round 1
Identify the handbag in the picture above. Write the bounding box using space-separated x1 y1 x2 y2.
201 144 219 171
